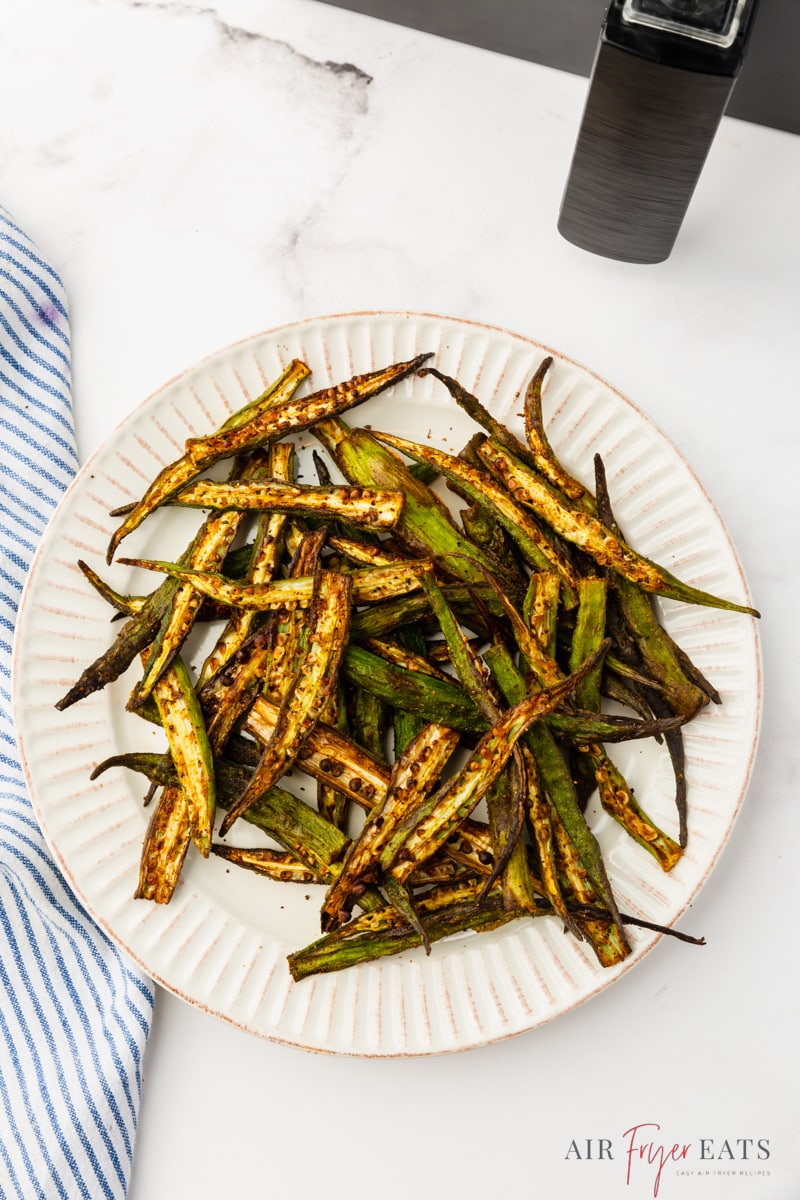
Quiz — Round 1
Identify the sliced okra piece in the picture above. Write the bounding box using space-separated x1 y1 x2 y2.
549 804 631 967
320 721 461 931
370 430 581 603
211 845 318 884
359 637 454 683
477 437 759 616
341 643 482 733
199 440 296 687
384 646 608 885
312 418 523 602
132 453 270 705
201 623 275 756
185 354 431 468
326 535 403 568
263 526 329 705
522 356 595 508
134 785 191 904
107 359 310 561
145 650 216 858
169 478 405 530
288 893 518 980
483 640 626 940
583 745 683 871
219 567 353 835
118 558 433 611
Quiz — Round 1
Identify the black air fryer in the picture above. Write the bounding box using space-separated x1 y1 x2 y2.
558 0 762 263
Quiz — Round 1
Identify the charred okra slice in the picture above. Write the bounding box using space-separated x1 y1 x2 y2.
146 651 216 858
184 354 432 468
383 647 607 885
313 418 522 601
369 429 581 603
167 479 405 530
219 568 353 835
135 785 191 904
106 359 310 562
320 721 461 931
476 437 759 616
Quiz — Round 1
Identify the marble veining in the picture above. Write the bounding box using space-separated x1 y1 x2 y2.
129 0 374 93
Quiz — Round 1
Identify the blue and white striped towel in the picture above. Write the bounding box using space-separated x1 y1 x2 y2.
0 207 153 1198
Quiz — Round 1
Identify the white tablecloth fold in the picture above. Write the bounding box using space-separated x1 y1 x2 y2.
0 207 153 1200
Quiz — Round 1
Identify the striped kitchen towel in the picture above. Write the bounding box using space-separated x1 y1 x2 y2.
0 207 153 1198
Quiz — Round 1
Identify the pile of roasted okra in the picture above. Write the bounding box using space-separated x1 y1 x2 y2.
57 352 758 979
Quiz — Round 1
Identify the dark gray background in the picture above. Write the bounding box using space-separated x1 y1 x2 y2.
317 0 799 134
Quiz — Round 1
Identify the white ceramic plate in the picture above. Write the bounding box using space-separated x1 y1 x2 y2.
13 312 761 1056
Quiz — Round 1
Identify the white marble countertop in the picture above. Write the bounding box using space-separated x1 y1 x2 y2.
5 1 800 1197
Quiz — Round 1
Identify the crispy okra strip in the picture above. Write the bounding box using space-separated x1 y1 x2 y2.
483 640 625 939
583 746 683 871
288 894 516 981
523 572 561 656
55 572 182 710
118 559 433 611
549 805 631 967
134 785 191 903
219 568 353 835
185 354 431 468
418 570 530 894
77 559 146 617
371 429 581 602
384 648 607 885
347 685 390 761
200 623 274 756
106 359 311 562
522 356 595 508
132 453 271 705
545 709 687 744
198 440 295 687
341 644 482 732
326 535 403 567
320 721 461 931
312 418 522 601
568 577 608 712
211 845 317 884
359 637 454 683
476 437 759 616
263 526 329 706
168 478 406 530
418 367 540 470
144 650 216 857
244 695 388 809
524 745 578 935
